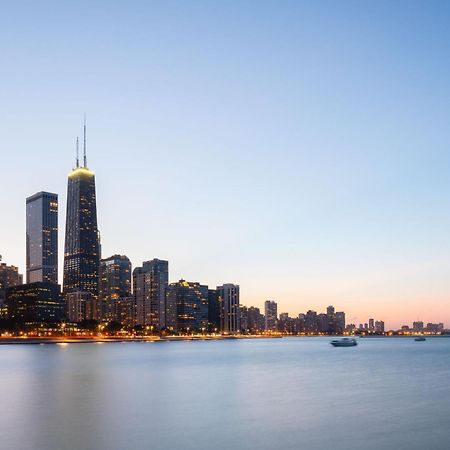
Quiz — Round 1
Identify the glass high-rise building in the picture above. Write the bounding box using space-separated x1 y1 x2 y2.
99 255 132 321
63 128 100 295
26 192 58 284
6 282 65 324
133 259 168 329
264 300 278 331
166 279 208 332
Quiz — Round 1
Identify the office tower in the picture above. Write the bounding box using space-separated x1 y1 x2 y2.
218 284 240 333
369 318 375 332
0 262 23 306
426 323 444 333
413 321 424 332
99 255 132 321
326 305 335 316
63 126 100 295
6 282 64 324
278 312 289 332
133 259 168 329
115 296 135 328
166 280 208 332
298 313 306 333
207 289 220 331
26 192 58 284
335 312 346 333
264 300 277 331
247 306 261 333
66 291 99 322
375 320 385 333
240 305 248 332
305 310 318 333
317 313 329 333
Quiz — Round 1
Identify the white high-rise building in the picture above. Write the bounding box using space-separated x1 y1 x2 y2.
218 284 240 333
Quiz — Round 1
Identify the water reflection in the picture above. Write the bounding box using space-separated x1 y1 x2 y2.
0 338 449 450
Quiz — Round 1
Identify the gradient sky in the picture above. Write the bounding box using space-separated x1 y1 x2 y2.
1 0 450 328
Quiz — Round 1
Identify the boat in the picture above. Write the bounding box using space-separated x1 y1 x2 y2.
330 338 357 347
414 336 426 342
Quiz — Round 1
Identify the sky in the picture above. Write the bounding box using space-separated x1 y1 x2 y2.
1 0 450 329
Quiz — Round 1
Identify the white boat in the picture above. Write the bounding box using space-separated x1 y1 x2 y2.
331 338 357 347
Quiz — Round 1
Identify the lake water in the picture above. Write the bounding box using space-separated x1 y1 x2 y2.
1 337 449 450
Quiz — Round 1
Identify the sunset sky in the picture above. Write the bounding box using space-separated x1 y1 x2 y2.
2 0 450 328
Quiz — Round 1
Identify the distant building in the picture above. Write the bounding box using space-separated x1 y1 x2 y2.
99 255 132 321
0 262 23 306
218 284 240 333
166 280 208 332
66 291 99 323
26 191 58 284
264 300 277 331
375 320 385 333
63 129 101 296
335 312 346 333
426 323 444 333
240 306 248 332
6 282 64 324
133 259 168 329
115 296 135 328
317 313 329 333
207 289 220 331
247 306 262 333
369 318 375 332
298 313 306 333
278 313 299 334
413 321 424 332
305 310 318 333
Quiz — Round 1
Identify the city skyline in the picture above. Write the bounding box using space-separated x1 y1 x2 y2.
1 119 448 330
2 2 450 328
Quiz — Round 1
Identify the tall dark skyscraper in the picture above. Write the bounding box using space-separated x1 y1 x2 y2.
63 124 100 295
26 191 58 284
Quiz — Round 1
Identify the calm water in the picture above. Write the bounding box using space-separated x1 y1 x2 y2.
1 337 450 450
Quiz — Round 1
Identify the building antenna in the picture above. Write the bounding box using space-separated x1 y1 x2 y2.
83 113 87 167
76 137 79 168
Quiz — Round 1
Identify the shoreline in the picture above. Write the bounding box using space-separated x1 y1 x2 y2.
1 334 449 345
0 335 283 345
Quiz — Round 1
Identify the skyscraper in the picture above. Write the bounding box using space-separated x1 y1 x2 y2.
207 288 220 331
63 126 100 296
6 282 65 324
66 291 99 323
133 259 168 329
0 261 23 306
335 311 346 333
218 284 240 333
247 306 262 333
264 300 277 331
99 255 132 321
166 279 208 332
26 191 58 284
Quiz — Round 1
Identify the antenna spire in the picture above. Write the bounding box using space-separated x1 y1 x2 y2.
83 113 87 167
76 137 79 168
